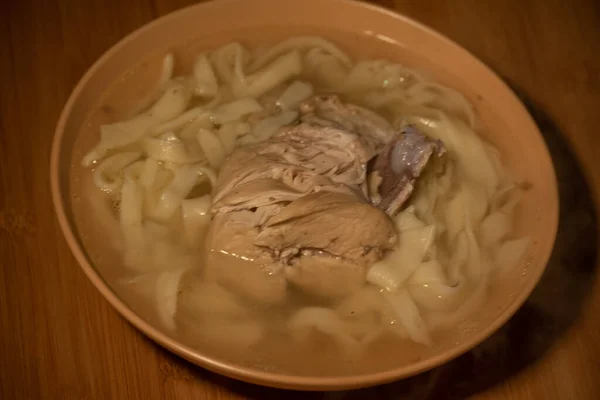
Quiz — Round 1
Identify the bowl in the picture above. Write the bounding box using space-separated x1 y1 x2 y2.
50 0 558 391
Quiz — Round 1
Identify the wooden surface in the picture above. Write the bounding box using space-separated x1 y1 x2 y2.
1 0 599 398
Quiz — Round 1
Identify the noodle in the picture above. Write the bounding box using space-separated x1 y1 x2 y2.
81 36 530 354
232 50 302 98
149 163 216 222
92 152 142 194
143 132 204 164
210 98 263 123
156 268 186 330
181 195 212 245
192 54 219 97
196 128 226 168
249 36 352 71
276 81 314 111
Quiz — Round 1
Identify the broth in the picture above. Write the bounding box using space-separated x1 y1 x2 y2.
69 27 534 377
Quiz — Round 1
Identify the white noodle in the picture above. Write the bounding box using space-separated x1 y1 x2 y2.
92 152 141 194
250 36 352 71
192 54 219 97
304 47 350 89
232 50 302 99
408 260 466 312
150 106 206 135
83 83 192 166
143 132 203 164
480 211 511 248
156 268 186 330
448 230 469 285
216 123 238 154
367 218 436 291
211 42 248 84
181 195 212 245
382 289 432 346
289 307 361 355
120 172 144 249
178 114 213 140
217 122 250 154
149 163 216 222
211 98 263 123
276 81 314 110
196 128 226 169
341 60 424 93
463 221 482 281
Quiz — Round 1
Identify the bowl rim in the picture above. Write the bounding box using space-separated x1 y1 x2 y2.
50 0 559 391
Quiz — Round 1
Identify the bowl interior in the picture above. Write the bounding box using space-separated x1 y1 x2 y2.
51 0 558 390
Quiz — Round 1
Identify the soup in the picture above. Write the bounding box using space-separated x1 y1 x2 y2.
72 34 530 376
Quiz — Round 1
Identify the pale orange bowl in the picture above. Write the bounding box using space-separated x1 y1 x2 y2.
50 0 558 391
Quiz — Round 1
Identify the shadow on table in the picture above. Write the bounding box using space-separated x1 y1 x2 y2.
159 85 598 400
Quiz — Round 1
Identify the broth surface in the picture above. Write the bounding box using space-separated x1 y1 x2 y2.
69 27 535 377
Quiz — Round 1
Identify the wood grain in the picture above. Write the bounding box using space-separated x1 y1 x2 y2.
1 0 599 398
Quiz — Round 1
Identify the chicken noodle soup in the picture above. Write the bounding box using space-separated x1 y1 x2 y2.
80 36 530 367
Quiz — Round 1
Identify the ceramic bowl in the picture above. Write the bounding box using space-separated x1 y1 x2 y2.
50 0 558 390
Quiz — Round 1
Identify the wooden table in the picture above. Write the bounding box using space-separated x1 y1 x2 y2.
1 0 599 398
